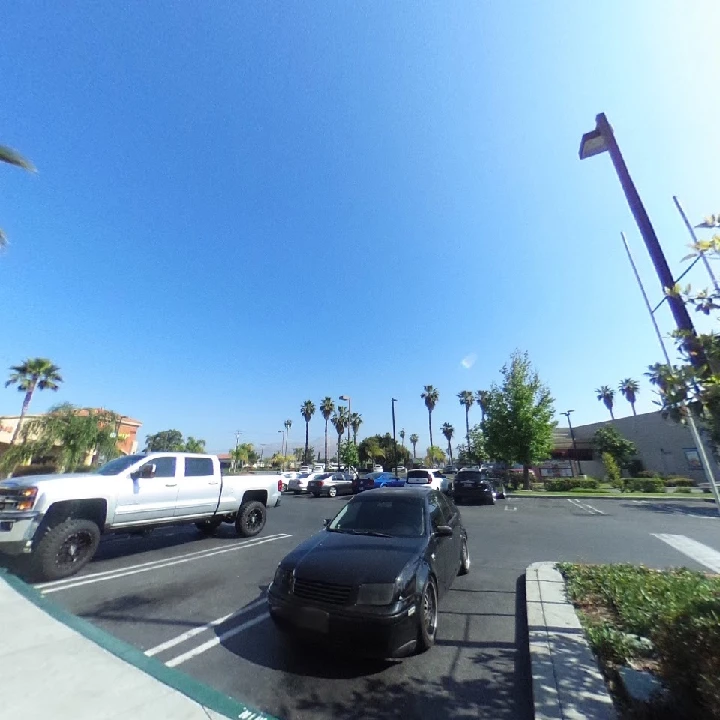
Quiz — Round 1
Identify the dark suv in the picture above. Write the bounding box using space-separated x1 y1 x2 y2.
453 470 496 505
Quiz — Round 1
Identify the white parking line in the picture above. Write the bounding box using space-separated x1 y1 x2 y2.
38 534 292 594
567 499 606 515
145 597 267 657
652 533 720 573
165 612 270 667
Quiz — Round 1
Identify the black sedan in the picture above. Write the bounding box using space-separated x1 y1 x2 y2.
267 487 470 658
452 470 496 505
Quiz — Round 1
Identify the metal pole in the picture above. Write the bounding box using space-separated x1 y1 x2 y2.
596 114 707 373
391 398 398 475
672 196 720 295
563 412 581 476
347 398 351 444
620 232 720 513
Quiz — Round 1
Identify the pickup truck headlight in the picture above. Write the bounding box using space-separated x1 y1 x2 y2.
15 487 38 511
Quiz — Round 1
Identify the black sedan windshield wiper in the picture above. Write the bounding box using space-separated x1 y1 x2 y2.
345 529 393 538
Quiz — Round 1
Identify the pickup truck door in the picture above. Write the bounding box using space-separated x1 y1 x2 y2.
113 457 179 525
174 456 220 518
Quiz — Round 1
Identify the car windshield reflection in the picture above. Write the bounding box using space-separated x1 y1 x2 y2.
328 496 425 537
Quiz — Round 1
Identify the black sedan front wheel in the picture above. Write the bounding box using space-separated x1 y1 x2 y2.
416 579 438 653
458 536 470 575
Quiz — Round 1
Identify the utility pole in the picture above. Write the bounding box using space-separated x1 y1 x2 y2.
391 398 398 475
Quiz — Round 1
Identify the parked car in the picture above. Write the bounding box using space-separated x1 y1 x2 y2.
0 453 282 581
308 473 354 498
279 471 299 492
268 486 469 658
395 465 407 476
352 471 405 493
488 475 506 500
288 471 327 494
405 468 452 495
372 464 384 472
453 469 496 505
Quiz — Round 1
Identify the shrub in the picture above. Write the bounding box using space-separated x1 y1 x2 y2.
664 477 694 487
626 477 665 493
546 477 600 491
653 598 720 719
674 487 693 494
570 487 609 493
601 452 621 487
531 482 545 491
635 469 658 479
11 464 57 477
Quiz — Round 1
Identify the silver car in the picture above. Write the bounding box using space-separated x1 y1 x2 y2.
308 472 354 498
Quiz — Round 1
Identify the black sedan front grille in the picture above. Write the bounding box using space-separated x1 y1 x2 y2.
293 577 354 605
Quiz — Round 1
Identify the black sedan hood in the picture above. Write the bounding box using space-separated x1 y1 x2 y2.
282 530 425 585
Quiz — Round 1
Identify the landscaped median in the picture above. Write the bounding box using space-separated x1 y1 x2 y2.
557 563 720 719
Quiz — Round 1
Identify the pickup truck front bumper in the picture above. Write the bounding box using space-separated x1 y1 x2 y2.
0 511 42 555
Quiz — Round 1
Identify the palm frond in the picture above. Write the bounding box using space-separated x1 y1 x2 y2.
0 145 36 172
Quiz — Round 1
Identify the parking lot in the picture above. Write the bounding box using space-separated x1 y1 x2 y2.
22 493 720 720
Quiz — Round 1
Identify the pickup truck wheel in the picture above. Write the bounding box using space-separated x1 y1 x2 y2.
195 518 223 536
29 518 101 581
235 501 266 538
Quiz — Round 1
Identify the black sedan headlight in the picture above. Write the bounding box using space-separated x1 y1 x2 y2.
356 564 418 606
271 565 293 593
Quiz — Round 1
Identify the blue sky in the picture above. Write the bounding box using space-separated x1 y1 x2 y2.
1 2 719 456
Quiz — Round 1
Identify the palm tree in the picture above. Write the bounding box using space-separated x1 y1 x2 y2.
596 386 615 419
441 422 455 465
476 390 490 422
320 396 335 465
619 378 640 416
350 412 362 444
300 401 315 464
331 409 348 466
457 390 474 456
284 418 292 455
5 358 63 444
399 428 406 447
421 385 439 450
409 433 419 460
1 145 36 251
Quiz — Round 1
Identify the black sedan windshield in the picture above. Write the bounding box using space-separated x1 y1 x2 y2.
328 496 425 537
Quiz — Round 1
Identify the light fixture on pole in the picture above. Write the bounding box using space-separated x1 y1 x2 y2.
391 398 398 475
560 410 581 477
339 395 351 444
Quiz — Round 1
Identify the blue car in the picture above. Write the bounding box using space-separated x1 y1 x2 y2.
353 471 406 493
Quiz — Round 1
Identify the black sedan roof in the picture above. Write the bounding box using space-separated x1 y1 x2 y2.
356 486 432 499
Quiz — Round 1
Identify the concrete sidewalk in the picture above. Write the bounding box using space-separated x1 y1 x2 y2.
526 561 615 720
0 571 276 720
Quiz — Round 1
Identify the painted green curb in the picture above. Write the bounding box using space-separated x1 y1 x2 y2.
0 569 279 720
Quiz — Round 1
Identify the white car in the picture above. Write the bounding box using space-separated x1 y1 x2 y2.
405 468 452 494
288 471 326 494
279 471 299 492
395 465 407 475
372 464 383 472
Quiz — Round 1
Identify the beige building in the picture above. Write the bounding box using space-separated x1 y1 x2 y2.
550 410 719 482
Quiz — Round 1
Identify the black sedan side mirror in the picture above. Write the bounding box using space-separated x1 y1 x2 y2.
434 525 453 537
323 518 332 528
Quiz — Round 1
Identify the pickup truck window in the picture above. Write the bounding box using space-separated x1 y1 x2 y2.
140 457 176 478
97 454 147 475
184 457 213 477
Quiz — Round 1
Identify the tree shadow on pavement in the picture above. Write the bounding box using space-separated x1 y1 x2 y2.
216 576 534 720
621 501 719 519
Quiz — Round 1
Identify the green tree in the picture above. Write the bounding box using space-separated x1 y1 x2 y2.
5 358 63 445
593 426 637 468
483 350 556 489
358 434 410 469
619 378 640 416
1 404 121 473
476 390 490 422
421 385 439 449
350 412 362 444
1 144 36 251
456 423 488 465
399 428 406 447
601 452 622 489
184 436 206 453
596 385 615 419
409 433 419 460
339 439 359 470
424 445 446 466
331 409 348 465
145 429 185 452
300 400 316 464
441 422 455 465
320 396 335 464
457 390 474 455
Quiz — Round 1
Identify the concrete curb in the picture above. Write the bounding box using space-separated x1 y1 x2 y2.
1 569 278 720
526 562 616 720
511 494 712 501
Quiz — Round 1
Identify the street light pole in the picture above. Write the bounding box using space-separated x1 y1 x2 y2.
560 410 581 477
579 113 707 373
278 430 285 470
391 398 398 475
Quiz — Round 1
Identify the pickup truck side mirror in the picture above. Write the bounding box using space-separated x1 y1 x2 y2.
137 464 156 479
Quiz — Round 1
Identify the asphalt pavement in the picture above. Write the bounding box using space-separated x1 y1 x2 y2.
11 494 720 720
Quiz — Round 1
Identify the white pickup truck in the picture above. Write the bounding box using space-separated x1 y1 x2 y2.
0 452 282 581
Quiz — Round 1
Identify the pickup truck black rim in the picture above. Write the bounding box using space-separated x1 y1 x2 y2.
56 531 94 568
247 508 263 531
